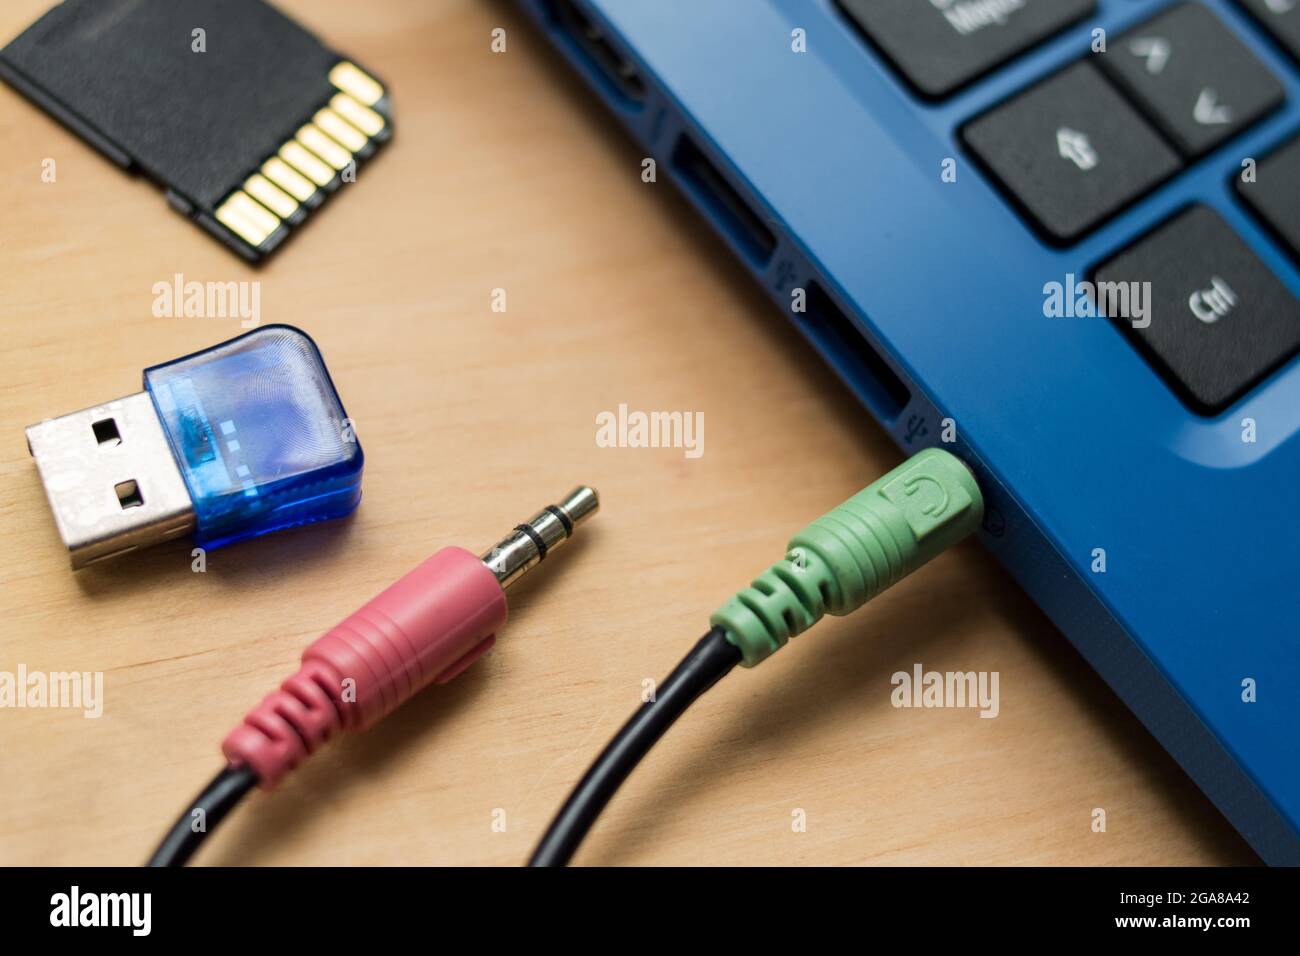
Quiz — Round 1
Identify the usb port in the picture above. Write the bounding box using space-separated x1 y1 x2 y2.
549 0 645 107
672 135 777 266
798 283 911 422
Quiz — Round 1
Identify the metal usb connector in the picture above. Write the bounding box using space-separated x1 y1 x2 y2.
26 392 195 568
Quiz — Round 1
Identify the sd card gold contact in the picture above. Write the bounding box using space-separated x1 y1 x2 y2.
0 0 393 262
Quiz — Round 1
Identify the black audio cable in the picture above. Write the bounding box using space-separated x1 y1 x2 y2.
530 627 741 866
529 449 982 865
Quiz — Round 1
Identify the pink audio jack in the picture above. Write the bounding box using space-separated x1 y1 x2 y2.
147 487 599 866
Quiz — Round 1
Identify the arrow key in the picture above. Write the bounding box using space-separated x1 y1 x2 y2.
1099 3 1284 158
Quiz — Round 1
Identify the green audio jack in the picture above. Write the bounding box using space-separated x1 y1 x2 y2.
530 448 985 865
712 447 982 666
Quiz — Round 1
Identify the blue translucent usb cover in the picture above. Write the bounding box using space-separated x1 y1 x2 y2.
144 325 363 549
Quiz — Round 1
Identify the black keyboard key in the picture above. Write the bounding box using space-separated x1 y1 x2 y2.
1238 135 1300 261
837 0 1096 98
1099 3 1285 158
963 62 1181 243
1239 0 1300 64
1096 206 1300 412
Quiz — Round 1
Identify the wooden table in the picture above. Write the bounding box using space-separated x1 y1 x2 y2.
0 0 1256 866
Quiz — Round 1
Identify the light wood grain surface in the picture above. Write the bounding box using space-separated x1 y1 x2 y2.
0 0 1257 866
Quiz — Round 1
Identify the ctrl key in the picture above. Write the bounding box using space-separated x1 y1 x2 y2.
1095 206 1300 413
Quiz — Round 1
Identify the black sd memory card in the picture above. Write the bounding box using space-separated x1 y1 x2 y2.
0 0 393 262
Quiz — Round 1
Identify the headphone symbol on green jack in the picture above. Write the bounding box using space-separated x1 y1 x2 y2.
881 456 973 540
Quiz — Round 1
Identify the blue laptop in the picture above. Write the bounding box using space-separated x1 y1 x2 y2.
516 0 1300 864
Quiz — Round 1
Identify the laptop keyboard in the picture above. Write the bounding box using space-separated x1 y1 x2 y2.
962 62 1182 243
1098 4 1284 157
838 0 1300 414
836 0 1097 98
1239 0 1300 61
1237 134 1300 256
1097 206 1300 411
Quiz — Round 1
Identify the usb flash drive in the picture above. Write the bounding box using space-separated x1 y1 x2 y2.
26 325 362 568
